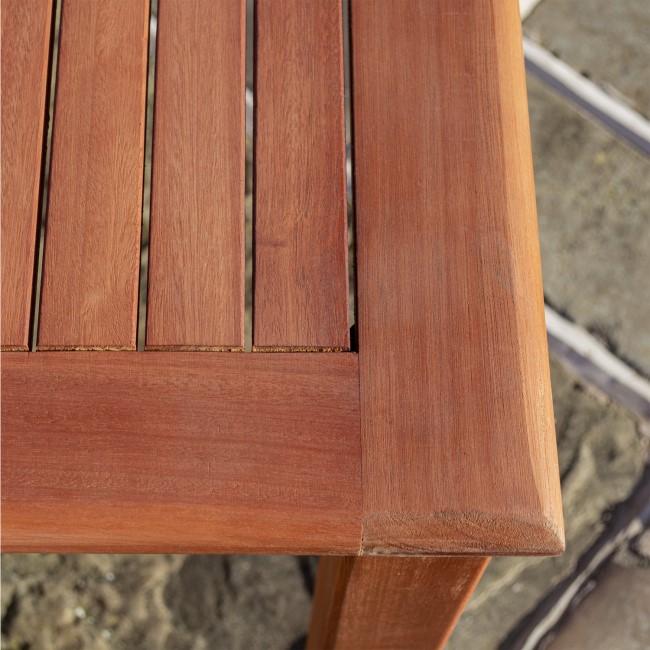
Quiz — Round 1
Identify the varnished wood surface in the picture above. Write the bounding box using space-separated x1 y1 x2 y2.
1 0 53 350
2 0 565 562
146 0 245 350
351 0 564 554
307 556 488 649
37 0 149 350
253 0 349 350
1 352 361 554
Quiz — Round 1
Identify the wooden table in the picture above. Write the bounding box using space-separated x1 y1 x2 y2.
1 1 564 647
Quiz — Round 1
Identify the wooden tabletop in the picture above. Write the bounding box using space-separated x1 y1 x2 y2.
1 0 563 557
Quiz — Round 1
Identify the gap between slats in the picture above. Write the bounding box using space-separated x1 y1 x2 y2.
136 0 158 351
30 0 61 351
343 0 358 346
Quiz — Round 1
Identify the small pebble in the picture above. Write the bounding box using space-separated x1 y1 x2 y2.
73 606 86 620
105 571 115 582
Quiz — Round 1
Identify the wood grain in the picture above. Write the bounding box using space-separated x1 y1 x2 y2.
307 556 488 649
1 0 53 350
253 0 349 350
1 352 361 554
37 0 149 350
146 0 245 350
351 0 564 554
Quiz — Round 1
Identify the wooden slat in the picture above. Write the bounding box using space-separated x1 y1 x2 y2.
37 0 149 350
351 0 564 554
1 352 361 554
253 0 349 350
146 0 245 350
1 0 53 350
307 556 488 649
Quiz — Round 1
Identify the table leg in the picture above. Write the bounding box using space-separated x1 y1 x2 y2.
307 555 488 649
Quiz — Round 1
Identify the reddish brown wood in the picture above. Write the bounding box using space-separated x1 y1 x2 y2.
146 0 246 350
307 556 488 649
1 0 53 350
37 0 149 350
351 0 564 554
2 0 564 578
1 351 361 554
253 0 349 350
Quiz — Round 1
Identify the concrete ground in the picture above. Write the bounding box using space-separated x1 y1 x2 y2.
548 561 650 650
529 74 650 377
2 0 649 648
526 0 650 119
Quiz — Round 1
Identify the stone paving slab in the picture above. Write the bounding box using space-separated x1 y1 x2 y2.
548 562 650 650
525 0 650 118
528 74 650 378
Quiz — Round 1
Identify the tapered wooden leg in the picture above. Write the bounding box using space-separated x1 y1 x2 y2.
307 556 488 650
